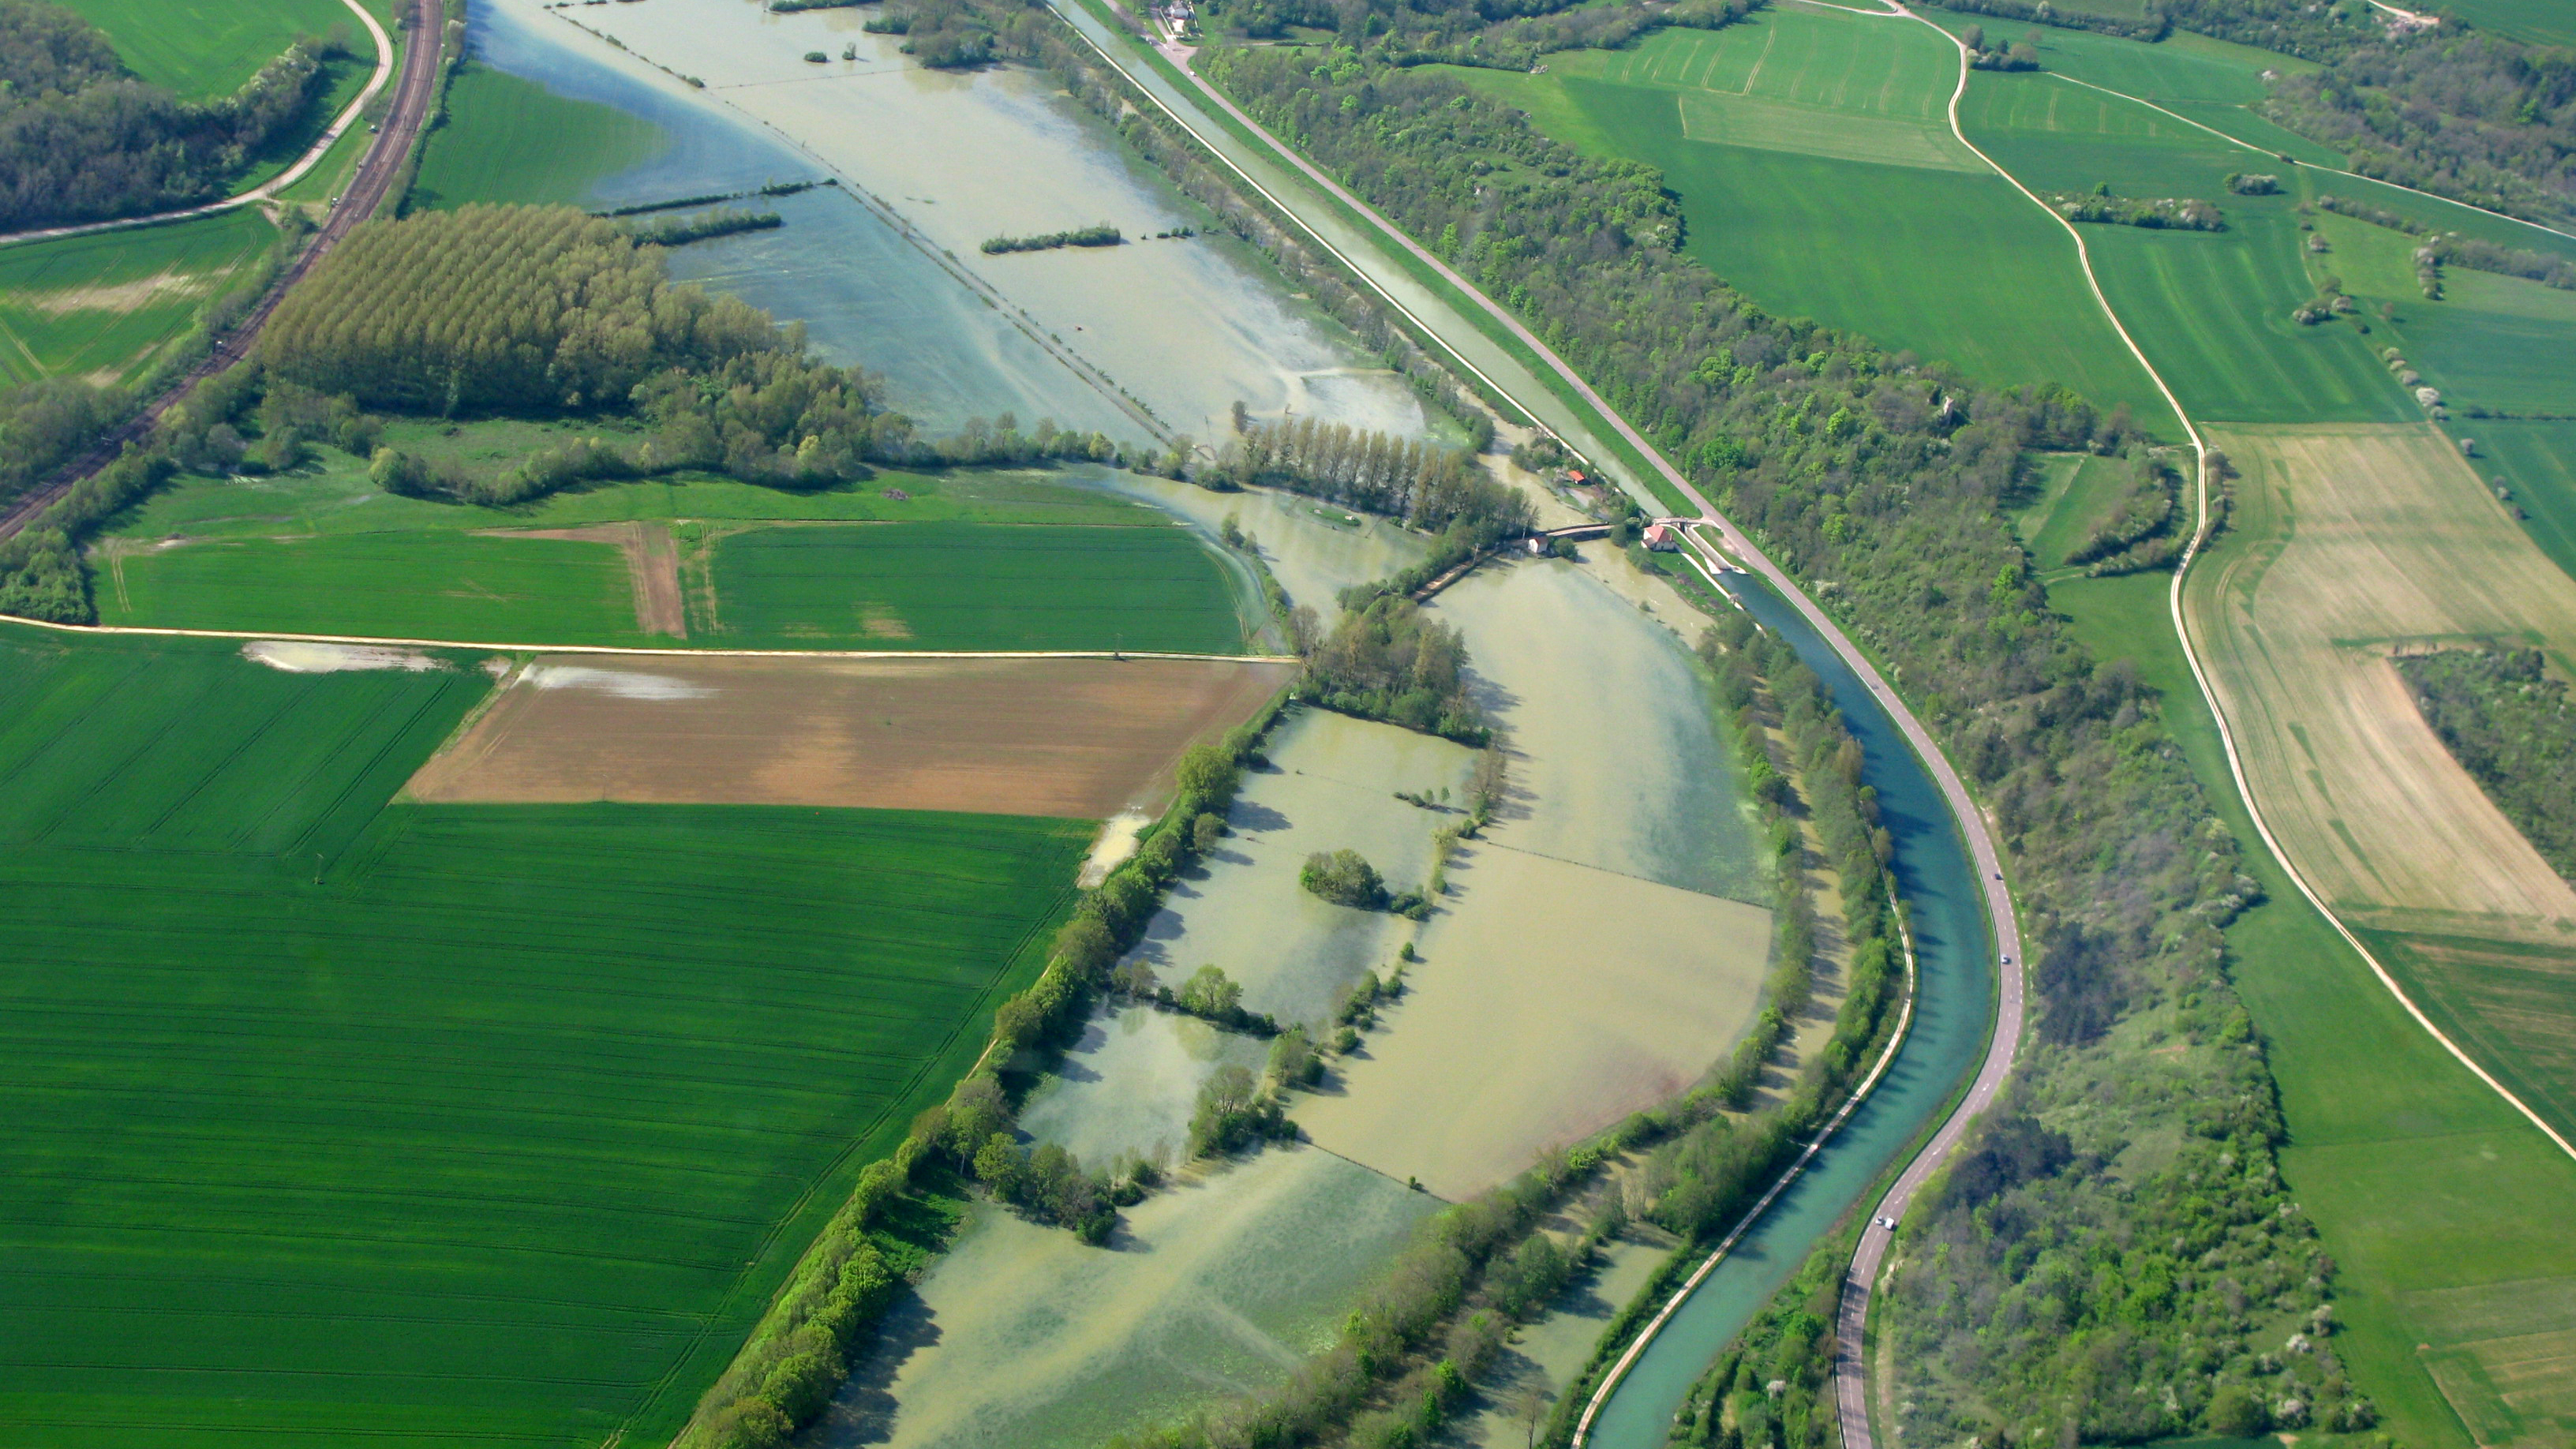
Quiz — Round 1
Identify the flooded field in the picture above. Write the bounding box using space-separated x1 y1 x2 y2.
830 1147 1434 1448
804 476 1778 1440
1436 558 1765 900
1297 840 1771 1200
488 0 1432 444
468 0 1132 434
1125 707 1473 1026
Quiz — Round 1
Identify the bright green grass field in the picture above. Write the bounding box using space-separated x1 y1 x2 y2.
99 530 651 645
54 0 358 97
2046 567 2576 1449
1955 70 2416 423
2012 451 2133 575
1457 11 2178 432
2462 421 2576 588
700 522 1249 653
0 627 1088 1447
413 65 667 210
0 209 276 387
2437 0 2576 45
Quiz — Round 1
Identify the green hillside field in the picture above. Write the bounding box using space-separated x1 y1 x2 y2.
2044 567 2576 1449
54 0 358 98
0 626 1089 1447
1443 9 2181 433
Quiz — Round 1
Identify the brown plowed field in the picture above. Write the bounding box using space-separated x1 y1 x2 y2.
405 654 1291 817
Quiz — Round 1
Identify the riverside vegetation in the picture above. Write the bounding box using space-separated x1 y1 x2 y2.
1190 15 2351 1443
2396 646 2576 884
1102 571 1908 1449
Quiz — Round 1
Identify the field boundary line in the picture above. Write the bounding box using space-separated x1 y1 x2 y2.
1898 0 2576 1180
0 0 399 249
2037 71 2576 246
1 615 1295 663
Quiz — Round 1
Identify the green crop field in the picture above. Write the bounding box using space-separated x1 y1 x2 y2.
1449 10 2178 432
2465 421 2576 586
0 209 277 387
2012 451 2134 575
97 530 651 644
0 626 1088 1446
413 65 668 210
1953 70 2415 423
2437 0 2576 45
109 443 1167 541
54 0 358 97
698 521 1251 653
2044 566 2576 1449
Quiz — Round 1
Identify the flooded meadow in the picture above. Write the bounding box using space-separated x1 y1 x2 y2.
485 0 1433 444
454 1 1787 1437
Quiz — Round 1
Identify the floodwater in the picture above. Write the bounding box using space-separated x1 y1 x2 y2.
1578 571 1995 1449
491 0 1432 444
1122 706 1473 1027
1015 1003 1271 1168
470 0 1132 435
827 1146 1434 1448
1434 559 1765 901
824 491 1778 1442
1297 840 1772 1200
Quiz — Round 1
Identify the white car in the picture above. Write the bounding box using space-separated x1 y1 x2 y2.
1874 1216 1897 1230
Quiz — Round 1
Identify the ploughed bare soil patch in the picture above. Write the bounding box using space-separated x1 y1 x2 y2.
406 654 1290 818
490 523 685 637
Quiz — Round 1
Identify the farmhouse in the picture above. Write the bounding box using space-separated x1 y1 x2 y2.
1643 521 1681 552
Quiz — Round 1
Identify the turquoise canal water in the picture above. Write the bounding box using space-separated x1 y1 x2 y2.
1582 573 1997 1447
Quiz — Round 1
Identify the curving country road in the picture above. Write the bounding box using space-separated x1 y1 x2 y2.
0 0 446 543
1049 9 2029 1440
0 0 399 251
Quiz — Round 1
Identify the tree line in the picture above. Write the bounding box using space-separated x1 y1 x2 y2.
0 0 346 228
1299 596 1490 743
2397 646 2576 884
1216 415 1534 538
1205 34 2333 1447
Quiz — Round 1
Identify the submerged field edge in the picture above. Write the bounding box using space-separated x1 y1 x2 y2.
0 614 1294 663
665 676 1303 1447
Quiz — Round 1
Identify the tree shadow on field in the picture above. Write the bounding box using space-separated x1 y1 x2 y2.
1228 799 1289 834
820 1286 943 1445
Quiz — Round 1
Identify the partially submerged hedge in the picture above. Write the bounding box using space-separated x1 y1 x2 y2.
675 698 1288 1449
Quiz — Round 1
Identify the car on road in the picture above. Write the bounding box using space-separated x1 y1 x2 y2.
1874 1216 1897 1230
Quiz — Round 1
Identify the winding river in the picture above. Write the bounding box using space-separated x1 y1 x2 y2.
1578 571 1997 1448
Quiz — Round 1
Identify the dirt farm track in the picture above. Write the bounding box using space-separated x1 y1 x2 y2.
404 653 1294 818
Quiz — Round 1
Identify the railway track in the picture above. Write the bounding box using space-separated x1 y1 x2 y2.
0 0 447 543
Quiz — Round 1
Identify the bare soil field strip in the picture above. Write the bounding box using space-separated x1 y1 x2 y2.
2182 422 2576 928
1295 840 1772 1201
404 653 1294 818
500 523 685 636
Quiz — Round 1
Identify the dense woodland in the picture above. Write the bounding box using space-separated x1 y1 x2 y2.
2265 31 2576 229
1196 0 1760 71
0 0 341 227
1200 32 2334 1444
2397 647 2576 884
1299 596 1491 743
